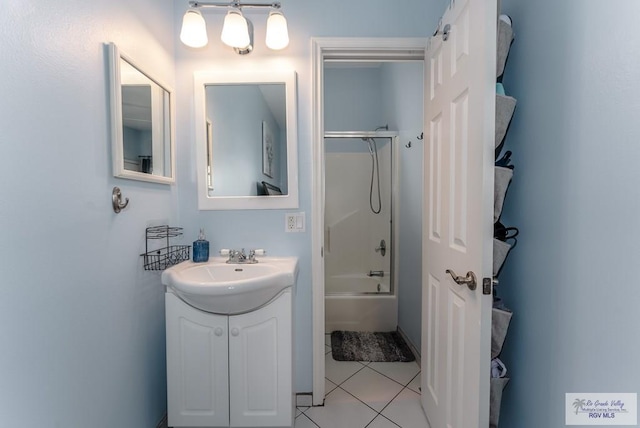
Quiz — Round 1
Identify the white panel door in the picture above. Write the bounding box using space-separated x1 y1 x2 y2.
229 291 293 427
166 293 229 427
421 0 496 427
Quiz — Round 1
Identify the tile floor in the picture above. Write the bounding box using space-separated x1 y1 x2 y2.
295 335 431 428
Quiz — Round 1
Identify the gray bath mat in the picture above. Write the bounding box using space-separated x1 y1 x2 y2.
331 331 415 362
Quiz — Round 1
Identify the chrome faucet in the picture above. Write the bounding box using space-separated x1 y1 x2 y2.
226 248 259 264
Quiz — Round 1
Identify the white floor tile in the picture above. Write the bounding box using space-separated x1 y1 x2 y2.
305 388 378 428
381 388 430 428
366 415 401 428
297 406 309 417
325 378 338 395
295 413 320 428
341 367 404 412
368 361 420 386
406 372 421 394
325 353 366 385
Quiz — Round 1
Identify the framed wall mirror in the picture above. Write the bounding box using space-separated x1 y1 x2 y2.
107 43 175 184
194 69 298 210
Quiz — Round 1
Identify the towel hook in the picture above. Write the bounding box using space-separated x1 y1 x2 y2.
441 24 451 41
434 21 451 41
112 187 129 213
405 133 424 149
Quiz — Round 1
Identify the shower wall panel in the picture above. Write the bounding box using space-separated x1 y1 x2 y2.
324 141 392 295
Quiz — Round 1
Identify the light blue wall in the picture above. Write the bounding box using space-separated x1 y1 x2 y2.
325 67 384 132
380 62 424 351
0 0 176 427
174 0 442 393
497 0 640 426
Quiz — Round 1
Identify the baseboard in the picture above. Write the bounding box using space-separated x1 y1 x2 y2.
156 412 168 428
397 326 421 367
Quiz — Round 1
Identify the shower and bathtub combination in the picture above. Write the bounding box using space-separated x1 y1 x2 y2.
324 131 399 333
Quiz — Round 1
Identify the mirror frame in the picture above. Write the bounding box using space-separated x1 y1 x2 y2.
194 69 299 210
107 43 176 184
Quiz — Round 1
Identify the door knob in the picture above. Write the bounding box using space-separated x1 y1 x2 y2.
231 327 240 337
214 327 224 337
445 269 477 291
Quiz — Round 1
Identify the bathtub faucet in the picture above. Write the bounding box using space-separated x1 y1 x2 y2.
368 270 385 277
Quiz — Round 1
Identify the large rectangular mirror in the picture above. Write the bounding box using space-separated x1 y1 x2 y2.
107 43 175 184
194 69 298 210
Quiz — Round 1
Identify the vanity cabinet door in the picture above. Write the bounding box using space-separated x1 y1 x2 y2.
229 290 293 427
166 293 230 427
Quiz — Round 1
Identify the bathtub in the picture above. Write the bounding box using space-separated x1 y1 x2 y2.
325 273 398 332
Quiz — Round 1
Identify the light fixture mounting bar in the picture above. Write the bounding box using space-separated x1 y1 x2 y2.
189 1 281 9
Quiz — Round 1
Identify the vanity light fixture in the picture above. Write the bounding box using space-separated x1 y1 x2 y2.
180 1 289 55
180 9 208 48
220 9 250 48
265 10 289 50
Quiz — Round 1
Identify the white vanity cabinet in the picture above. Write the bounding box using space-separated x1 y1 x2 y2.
166 289 293 428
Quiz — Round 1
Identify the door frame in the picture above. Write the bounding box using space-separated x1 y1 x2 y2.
311 37 427 405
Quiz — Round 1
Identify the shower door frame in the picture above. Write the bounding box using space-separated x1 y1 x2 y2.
324 131 399 297
311 37 427 405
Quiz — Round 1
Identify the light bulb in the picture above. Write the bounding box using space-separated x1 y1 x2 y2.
266 11 289 50
221 10 250 48
180 9 208 48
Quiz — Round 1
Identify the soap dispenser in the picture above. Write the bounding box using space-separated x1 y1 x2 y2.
192 228 209 263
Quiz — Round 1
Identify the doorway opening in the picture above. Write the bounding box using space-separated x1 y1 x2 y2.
311 38 426 405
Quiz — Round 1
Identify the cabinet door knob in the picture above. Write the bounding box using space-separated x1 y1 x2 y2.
231 327 240 337
214 327 224 337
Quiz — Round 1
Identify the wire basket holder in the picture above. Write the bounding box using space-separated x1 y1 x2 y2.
141 225 190 271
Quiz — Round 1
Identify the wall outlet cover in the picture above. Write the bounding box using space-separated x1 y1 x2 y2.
285 212 305 232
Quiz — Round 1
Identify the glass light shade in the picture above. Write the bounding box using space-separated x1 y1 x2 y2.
266 11 289 50
221 10 250 48
180 10 208 48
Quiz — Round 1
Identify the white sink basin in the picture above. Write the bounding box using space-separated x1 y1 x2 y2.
161 257 298 314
